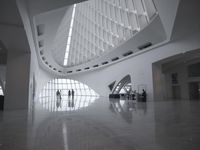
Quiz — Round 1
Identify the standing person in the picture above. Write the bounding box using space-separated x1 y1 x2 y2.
142 89 147 102
56 90 61 108
68 90 71 97
59 90 62 100
72 89 75 98
56 90 60 100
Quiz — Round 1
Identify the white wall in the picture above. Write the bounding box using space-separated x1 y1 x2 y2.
17 0 54 106
15 0 200 103
71 29 200 101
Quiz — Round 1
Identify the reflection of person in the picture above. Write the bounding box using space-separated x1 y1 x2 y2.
68 98 75 108
56 99 61 108
68 99 71 107
142 89 146 102
72 98 74 107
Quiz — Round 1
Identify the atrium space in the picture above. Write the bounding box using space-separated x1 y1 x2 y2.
0 0 200 150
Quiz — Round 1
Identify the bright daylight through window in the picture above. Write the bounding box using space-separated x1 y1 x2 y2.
61 0 157 67
0 86 3 95
39 78 99 111
63 4 76 66
39 78 99 98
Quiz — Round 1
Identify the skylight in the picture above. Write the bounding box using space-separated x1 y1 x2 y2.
63 4 76 66
39 78 99 111
57 0 157 67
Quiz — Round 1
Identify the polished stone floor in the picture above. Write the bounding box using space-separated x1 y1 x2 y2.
0 97 200 150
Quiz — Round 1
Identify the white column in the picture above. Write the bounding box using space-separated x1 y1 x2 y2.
4 51 31 110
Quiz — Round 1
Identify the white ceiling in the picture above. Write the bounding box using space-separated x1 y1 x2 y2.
30 0 166 75
2 0 196 76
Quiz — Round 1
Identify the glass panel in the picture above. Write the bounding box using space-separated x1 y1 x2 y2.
39 78 99 98
0 86 3 95
143 0 157 19
61 0 157 66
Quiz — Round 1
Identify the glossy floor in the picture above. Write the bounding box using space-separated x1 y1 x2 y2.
0 97 200 150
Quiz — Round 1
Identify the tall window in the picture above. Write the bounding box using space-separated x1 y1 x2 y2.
39 78 99 98
0 86 3 95
39 78 99 112
63 4 76 66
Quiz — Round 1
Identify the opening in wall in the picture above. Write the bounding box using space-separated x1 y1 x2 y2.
39 78 99 112
0 86 3 96
108 81 116 91
189 82 200 100
188 62 200 77
110 75 138 100
112 75 132 94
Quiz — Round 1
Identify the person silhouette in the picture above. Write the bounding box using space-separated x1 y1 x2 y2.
142 89 146 102
72 89 75 98
68 90 71 97
56 90 61 108
56 90 59 97
59 90 62 100
56 90 60 101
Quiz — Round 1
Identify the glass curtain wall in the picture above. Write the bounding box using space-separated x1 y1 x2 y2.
39 78 99 112
65 0 157 66
39 78 99 98
0 86 3 95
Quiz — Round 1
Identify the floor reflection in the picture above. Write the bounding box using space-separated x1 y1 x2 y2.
38 95 99 112
109 99 147 123
2 98 200 150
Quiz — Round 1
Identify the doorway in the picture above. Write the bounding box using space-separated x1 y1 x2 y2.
189 82 200 100
172 85 181 99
